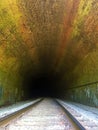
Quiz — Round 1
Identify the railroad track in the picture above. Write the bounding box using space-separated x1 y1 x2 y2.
56 99 98 130
0 98 43 127
0 98 86 130
55 100 86 130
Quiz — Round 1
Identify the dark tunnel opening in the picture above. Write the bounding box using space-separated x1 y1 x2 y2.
22 72 62 99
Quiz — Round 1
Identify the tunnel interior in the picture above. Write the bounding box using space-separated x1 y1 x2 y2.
0 0 98 107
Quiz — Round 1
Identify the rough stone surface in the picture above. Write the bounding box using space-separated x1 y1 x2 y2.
0 0 98 106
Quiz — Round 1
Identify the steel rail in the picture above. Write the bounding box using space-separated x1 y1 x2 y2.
55 99 86 130
0 98 43 126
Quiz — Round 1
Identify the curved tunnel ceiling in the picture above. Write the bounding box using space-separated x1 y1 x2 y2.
0 0 98 97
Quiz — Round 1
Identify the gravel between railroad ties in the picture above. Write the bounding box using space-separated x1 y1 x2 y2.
2 99 79 130
0 98 98 130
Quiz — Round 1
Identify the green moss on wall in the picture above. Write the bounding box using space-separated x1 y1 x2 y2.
66 84 98 107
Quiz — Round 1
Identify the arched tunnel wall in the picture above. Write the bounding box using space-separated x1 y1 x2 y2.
0 0 98 107
64 51 98 107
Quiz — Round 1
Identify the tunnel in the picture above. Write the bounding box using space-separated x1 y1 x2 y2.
0 0 98 107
